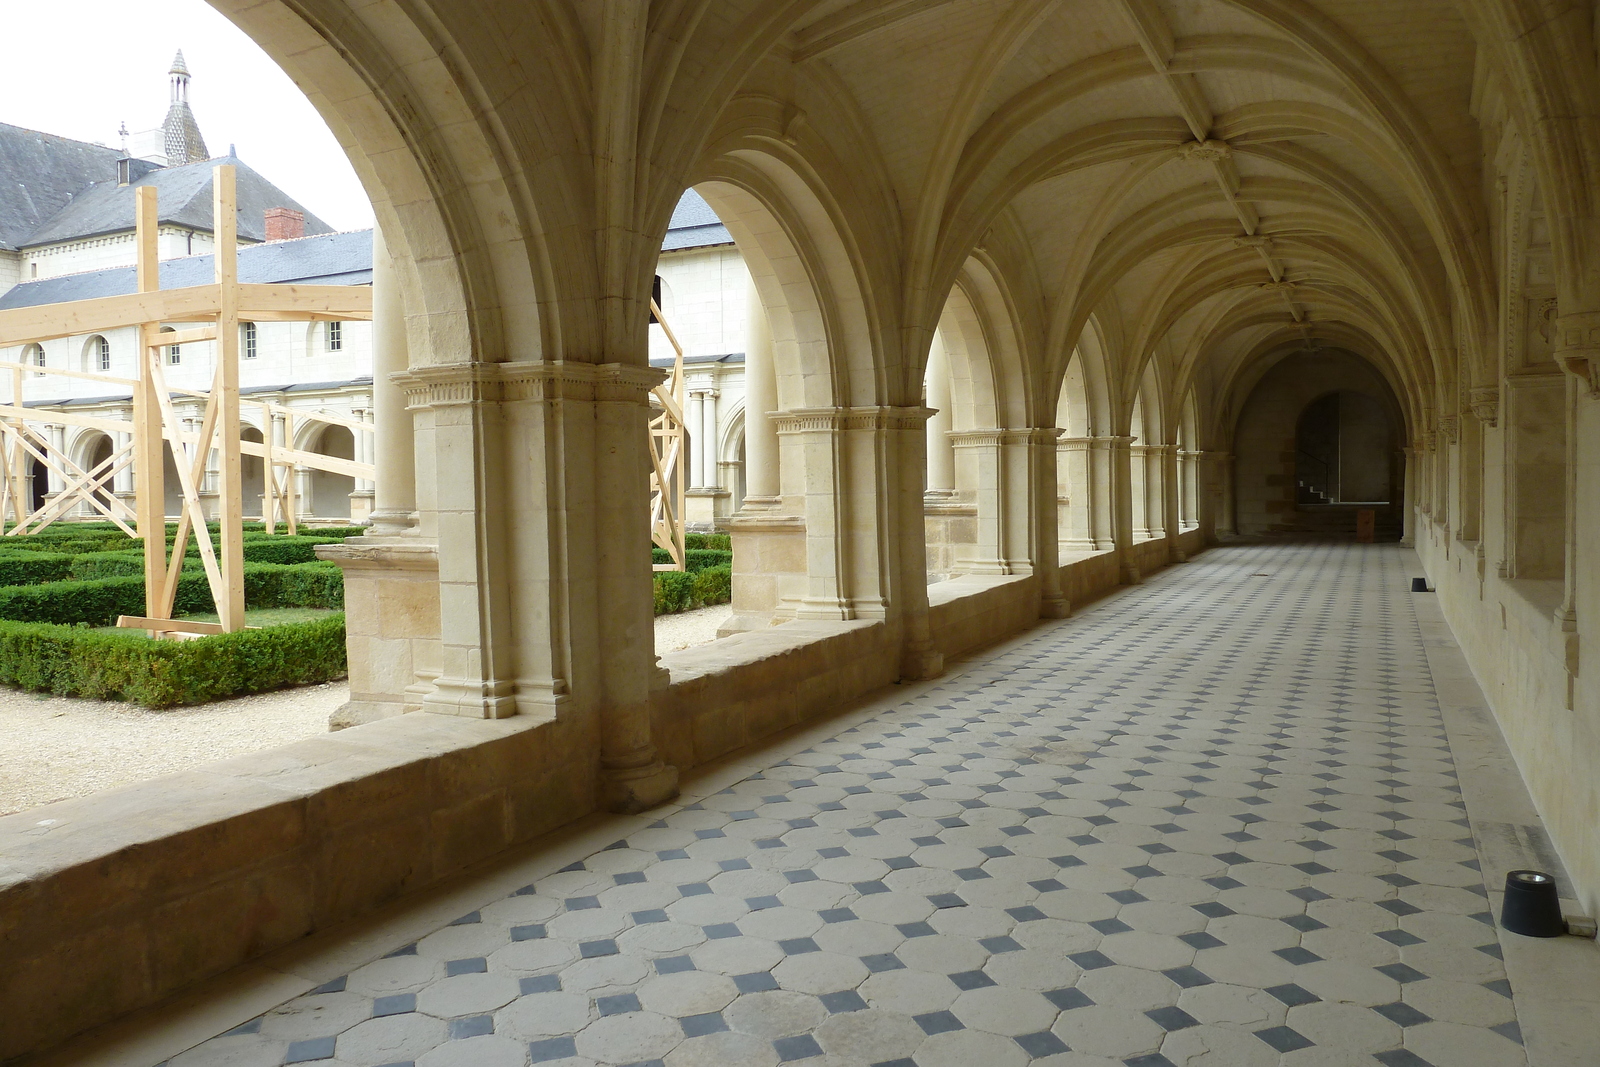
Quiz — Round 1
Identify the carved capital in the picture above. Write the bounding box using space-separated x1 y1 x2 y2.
392 360 665 409
1468 386 1499 427
1438 415 1459 446
1554 312 1600 398
771 405 934 433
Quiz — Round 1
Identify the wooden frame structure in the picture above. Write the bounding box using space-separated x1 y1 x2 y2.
648 298 687 572
0 166 373 633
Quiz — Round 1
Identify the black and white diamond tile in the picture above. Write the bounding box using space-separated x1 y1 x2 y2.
161 544 1528 1067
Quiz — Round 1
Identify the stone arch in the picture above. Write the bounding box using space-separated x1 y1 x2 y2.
693 162 886 620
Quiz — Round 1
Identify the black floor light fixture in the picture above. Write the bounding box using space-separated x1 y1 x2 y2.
1410 577 1430 592
1501 870 1565 937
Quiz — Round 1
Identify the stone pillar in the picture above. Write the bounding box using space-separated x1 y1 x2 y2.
742 276 780 506
1162 445 1185 563
949 430 1008 573
1056 437 1096 552
1109 436 1140 583
1400 446 1416 546
1026 428 1070 617
348 402 375 523
367 224 418 534
688 388 706 487
296 465 313 520
593 365 679 811
113 428 135 513
925 335 956 497
44 424 65 497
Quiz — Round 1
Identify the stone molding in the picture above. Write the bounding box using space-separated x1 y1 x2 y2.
771 405 935 433
1469 386 1499 427
726 511 805 534
948 427 1063 448
393 360 666 409
1554 312 1600 398
315 539 439 571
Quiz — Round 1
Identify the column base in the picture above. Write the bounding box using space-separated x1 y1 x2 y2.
1120 564 1143 585
901 642 944 681
1040 595 1071 619
601 760 680 814
365 507 418 536
422 676 518 718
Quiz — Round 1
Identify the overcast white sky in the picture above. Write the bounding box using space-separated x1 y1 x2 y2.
4 0 373 231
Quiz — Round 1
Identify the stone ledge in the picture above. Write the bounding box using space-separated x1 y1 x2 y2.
0 709 594 1064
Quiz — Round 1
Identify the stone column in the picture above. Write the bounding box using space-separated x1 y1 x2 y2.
1162 445 1185 563
1026 428 1070 617
367 224 418 534
348 401 375 523
1400 446 1416 546
925 335 956 497
742 276 780 507
113 427 135 513
949 430 1008 573
45 424 65 498
1056 437 1095 552
688 388 706 487
1110 436 1140 583
593 365 679 811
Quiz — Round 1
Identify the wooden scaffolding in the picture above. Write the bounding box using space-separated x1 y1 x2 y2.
0 165 373 634
648 298 687 572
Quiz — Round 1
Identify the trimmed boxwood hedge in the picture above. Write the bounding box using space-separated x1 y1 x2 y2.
651 547 733 572
652 563 732 616
0 612 347 707
0 561 344 626
0 552 76 585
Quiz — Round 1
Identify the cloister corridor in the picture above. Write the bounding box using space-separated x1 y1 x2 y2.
61 544 1599 1067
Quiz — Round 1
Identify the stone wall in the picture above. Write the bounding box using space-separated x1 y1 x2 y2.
0 533 1197 1063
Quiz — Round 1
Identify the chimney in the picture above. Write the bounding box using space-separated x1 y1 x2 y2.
264 207 305 242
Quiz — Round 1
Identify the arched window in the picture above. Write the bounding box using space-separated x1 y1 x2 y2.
24 344 45 377
160 327 180 365
242 321 257 359
83 335 111 373
326 321 343 351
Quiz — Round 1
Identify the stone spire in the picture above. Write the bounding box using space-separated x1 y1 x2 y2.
161 50 209 166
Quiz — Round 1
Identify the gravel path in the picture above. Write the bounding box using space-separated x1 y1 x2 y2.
0 682 347 817
0 609 735 818
654 603 731 653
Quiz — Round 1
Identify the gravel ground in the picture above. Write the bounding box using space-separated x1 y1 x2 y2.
654 603 731 653
0 609 734 818
0 682 347 817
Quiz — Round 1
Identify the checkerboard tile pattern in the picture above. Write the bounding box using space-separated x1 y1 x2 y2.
160 544 1529 1066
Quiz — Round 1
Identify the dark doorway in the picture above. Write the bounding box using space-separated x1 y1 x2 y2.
1295 391 1393 505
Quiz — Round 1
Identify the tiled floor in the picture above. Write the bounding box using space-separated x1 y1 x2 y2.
161 543 1549 1066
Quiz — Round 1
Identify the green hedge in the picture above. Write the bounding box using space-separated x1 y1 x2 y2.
652 564 732 616
0 613 347 707
650 547 733 573
0 552 76 585
686 532 731 551
693 564 731 606
0 561 344 626
653 571 697 615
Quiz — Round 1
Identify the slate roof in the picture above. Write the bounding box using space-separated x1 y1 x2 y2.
0 229 372 310
19 153 333 248
0 123 122 251
662 188 733 251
